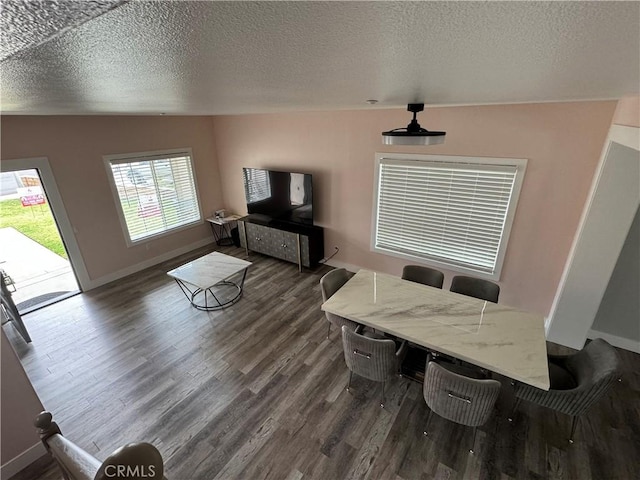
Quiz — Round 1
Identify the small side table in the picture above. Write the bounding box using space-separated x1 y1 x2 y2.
206 214 241 246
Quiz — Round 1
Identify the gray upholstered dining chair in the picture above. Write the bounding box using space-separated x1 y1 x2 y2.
450 275 500 303
341 326 408 408
423 356 501 454
320 268 360 339
402 265 445 289
510 338 621 444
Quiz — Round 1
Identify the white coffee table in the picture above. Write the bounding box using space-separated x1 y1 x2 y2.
167 252 252 311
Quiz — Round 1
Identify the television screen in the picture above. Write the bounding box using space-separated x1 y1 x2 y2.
242 168 313 225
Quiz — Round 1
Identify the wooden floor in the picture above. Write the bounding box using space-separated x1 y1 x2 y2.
5 245 640 480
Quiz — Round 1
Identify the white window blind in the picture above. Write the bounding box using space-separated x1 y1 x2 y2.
106 150 201 243
373 155 526 278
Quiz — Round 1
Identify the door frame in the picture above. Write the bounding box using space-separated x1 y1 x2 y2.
1 157 90 290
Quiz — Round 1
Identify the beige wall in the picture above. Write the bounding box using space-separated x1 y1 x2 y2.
0 103 618 314
1 329 44 465
213 101 616 316
612 95 640 127
1 116 223 281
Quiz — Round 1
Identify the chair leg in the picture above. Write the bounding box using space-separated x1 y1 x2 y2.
380 380 385 408
508 397 522 422
423 408 432 437
469 427 477 454
327 322 331 339
569 416 579 444
346 370 353 392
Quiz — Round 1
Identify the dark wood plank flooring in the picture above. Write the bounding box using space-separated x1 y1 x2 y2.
5 245 640 480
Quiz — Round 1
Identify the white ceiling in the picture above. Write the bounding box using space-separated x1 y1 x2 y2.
1 1 638 115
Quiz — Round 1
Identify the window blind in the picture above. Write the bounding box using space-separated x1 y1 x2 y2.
108 152 201 242
375 159 520 274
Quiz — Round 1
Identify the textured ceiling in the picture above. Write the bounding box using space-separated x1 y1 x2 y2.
1 1 638 115
0 0 128 60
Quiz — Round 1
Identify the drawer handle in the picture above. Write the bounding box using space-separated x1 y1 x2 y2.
255 237 261 241
282 244 287 248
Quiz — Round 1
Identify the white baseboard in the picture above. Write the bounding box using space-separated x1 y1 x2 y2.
83 238 214 290
588 329 640 354
0 442 46 479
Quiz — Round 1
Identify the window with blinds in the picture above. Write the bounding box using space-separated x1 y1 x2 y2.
105 149 202 244
373 154 526 279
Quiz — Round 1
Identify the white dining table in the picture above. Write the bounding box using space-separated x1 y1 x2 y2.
321 269 550 390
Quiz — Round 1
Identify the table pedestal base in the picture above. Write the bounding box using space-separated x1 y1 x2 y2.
173 269 247 311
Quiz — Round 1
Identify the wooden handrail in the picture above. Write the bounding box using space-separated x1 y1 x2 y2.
34 411 166 480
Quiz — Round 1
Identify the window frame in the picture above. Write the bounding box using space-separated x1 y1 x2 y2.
371 153 527 280
103 148 203 246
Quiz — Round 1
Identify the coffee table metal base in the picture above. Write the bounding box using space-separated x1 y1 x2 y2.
173 269 248 311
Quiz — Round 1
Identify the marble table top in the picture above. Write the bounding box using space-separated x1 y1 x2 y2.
321 269 550 390
167 252 251 290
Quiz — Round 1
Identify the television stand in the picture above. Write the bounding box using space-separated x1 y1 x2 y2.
238 216 324 272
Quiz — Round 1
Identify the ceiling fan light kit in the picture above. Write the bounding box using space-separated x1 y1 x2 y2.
382 103 446 145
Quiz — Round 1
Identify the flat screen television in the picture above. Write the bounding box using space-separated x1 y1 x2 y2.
242 168 314 226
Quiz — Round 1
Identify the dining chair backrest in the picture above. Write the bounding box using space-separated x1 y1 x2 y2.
450 275 500 303
320 268 359 335
511 338 620 443
341 326 399 383
402 265 445 289
320 268 349 302
515 338 621 417
566 338 620 392
423 359 501 427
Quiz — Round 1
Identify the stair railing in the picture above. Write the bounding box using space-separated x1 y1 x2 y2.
34 411 166 480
